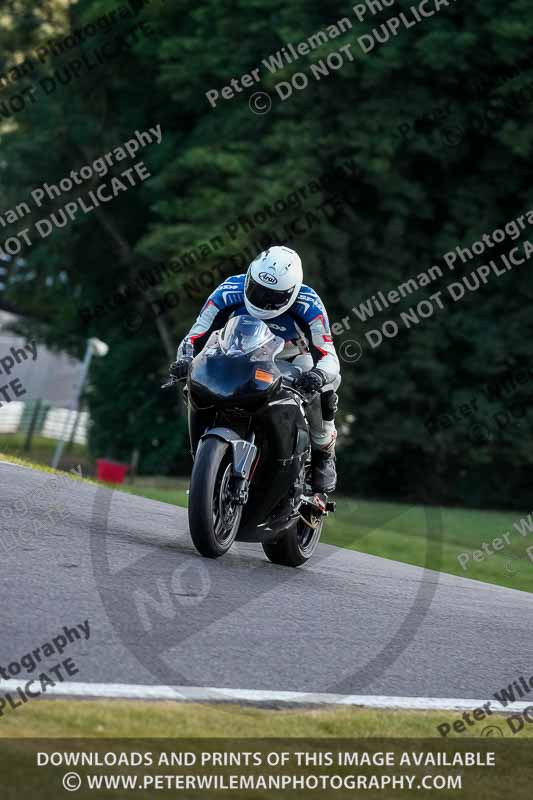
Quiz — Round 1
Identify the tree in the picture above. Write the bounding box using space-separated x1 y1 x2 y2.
1 0 532 505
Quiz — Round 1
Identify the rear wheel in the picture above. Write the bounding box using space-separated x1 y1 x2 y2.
262 512 324 567
188 437 243 558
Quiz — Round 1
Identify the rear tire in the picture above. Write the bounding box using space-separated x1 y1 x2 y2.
262 515 323 567
188 437 243 558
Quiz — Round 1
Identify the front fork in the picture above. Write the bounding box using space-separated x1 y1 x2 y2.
227 433 258 505
199 427 258 505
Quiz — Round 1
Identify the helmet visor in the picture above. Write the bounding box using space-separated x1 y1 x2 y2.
245 274 295 312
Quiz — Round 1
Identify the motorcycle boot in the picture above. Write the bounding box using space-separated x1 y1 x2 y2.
310 388 338 493
311 447 337 494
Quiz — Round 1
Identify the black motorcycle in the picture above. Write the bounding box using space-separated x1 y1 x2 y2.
165 315 335 566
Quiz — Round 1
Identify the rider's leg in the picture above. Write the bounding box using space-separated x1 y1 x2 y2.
285 355 340 493
310 379 339 493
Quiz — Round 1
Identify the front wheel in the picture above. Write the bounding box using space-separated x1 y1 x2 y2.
188 437 243 558
262 514 324 567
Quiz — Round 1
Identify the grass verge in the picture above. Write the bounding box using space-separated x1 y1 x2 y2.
0 699 531 738
0 432 90 473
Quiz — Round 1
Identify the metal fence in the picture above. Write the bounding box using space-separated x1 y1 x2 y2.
0 311 89 463
0 399 89 445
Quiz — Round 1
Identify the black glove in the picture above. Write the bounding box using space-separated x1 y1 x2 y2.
169 357 192 380
294 369 326 394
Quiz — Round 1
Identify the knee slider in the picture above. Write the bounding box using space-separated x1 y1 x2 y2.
321 390 338 421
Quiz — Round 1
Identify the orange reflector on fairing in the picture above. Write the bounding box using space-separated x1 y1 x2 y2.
255 369 274 383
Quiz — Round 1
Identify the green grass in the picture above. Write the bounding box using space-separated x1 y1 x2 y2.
322 497 533 593
0 447 98 489
0 432 91 474
119 477 189 508
1 699 531 738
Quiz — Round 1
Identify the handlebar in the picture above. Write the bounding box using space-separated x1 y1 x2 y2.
161 373 319 405
161 375 187 390
281 376 320 405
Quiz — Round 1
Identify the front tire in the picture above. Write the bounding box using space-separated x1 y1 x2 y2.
188 437 243 558
262 515 323 567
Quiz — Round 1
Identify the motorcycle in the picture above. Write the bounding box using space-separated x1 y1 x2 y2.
164 315 335 566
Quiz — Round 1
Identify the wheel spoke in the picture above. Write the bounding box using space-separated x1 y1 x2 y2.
212 462 241 547
297 516 322 556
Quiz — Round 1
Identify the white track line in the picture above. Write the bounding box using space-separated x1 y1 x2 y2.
0 681 530 712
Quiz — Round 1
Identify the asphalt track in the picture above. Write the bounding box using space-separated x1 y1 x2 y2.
1 461 532 700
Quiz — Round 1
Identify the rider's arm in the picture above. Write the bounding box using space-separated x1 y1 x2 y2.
176 277 242 359
292 291 340 385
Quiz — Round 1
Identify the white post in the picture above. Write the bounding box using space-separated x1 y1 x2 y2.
50 337 109 470
51 339 94 470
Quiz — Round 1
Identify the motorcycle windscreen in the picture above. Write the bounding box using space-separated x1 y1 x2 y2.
190 316 284 402
219 315 283 358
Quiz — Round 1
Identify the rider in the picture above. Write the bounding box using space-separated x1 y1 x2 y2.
170 246 340 493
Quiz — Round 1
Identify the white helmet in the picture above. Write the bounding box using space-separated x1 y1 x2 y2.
244 246 303 320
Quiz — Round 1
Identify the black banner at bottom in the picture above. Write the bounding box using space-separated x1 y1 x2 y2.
0 738 531 798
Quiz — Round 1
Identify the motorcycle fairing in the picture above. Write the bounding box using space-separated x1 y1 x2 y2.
186 315 313 542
